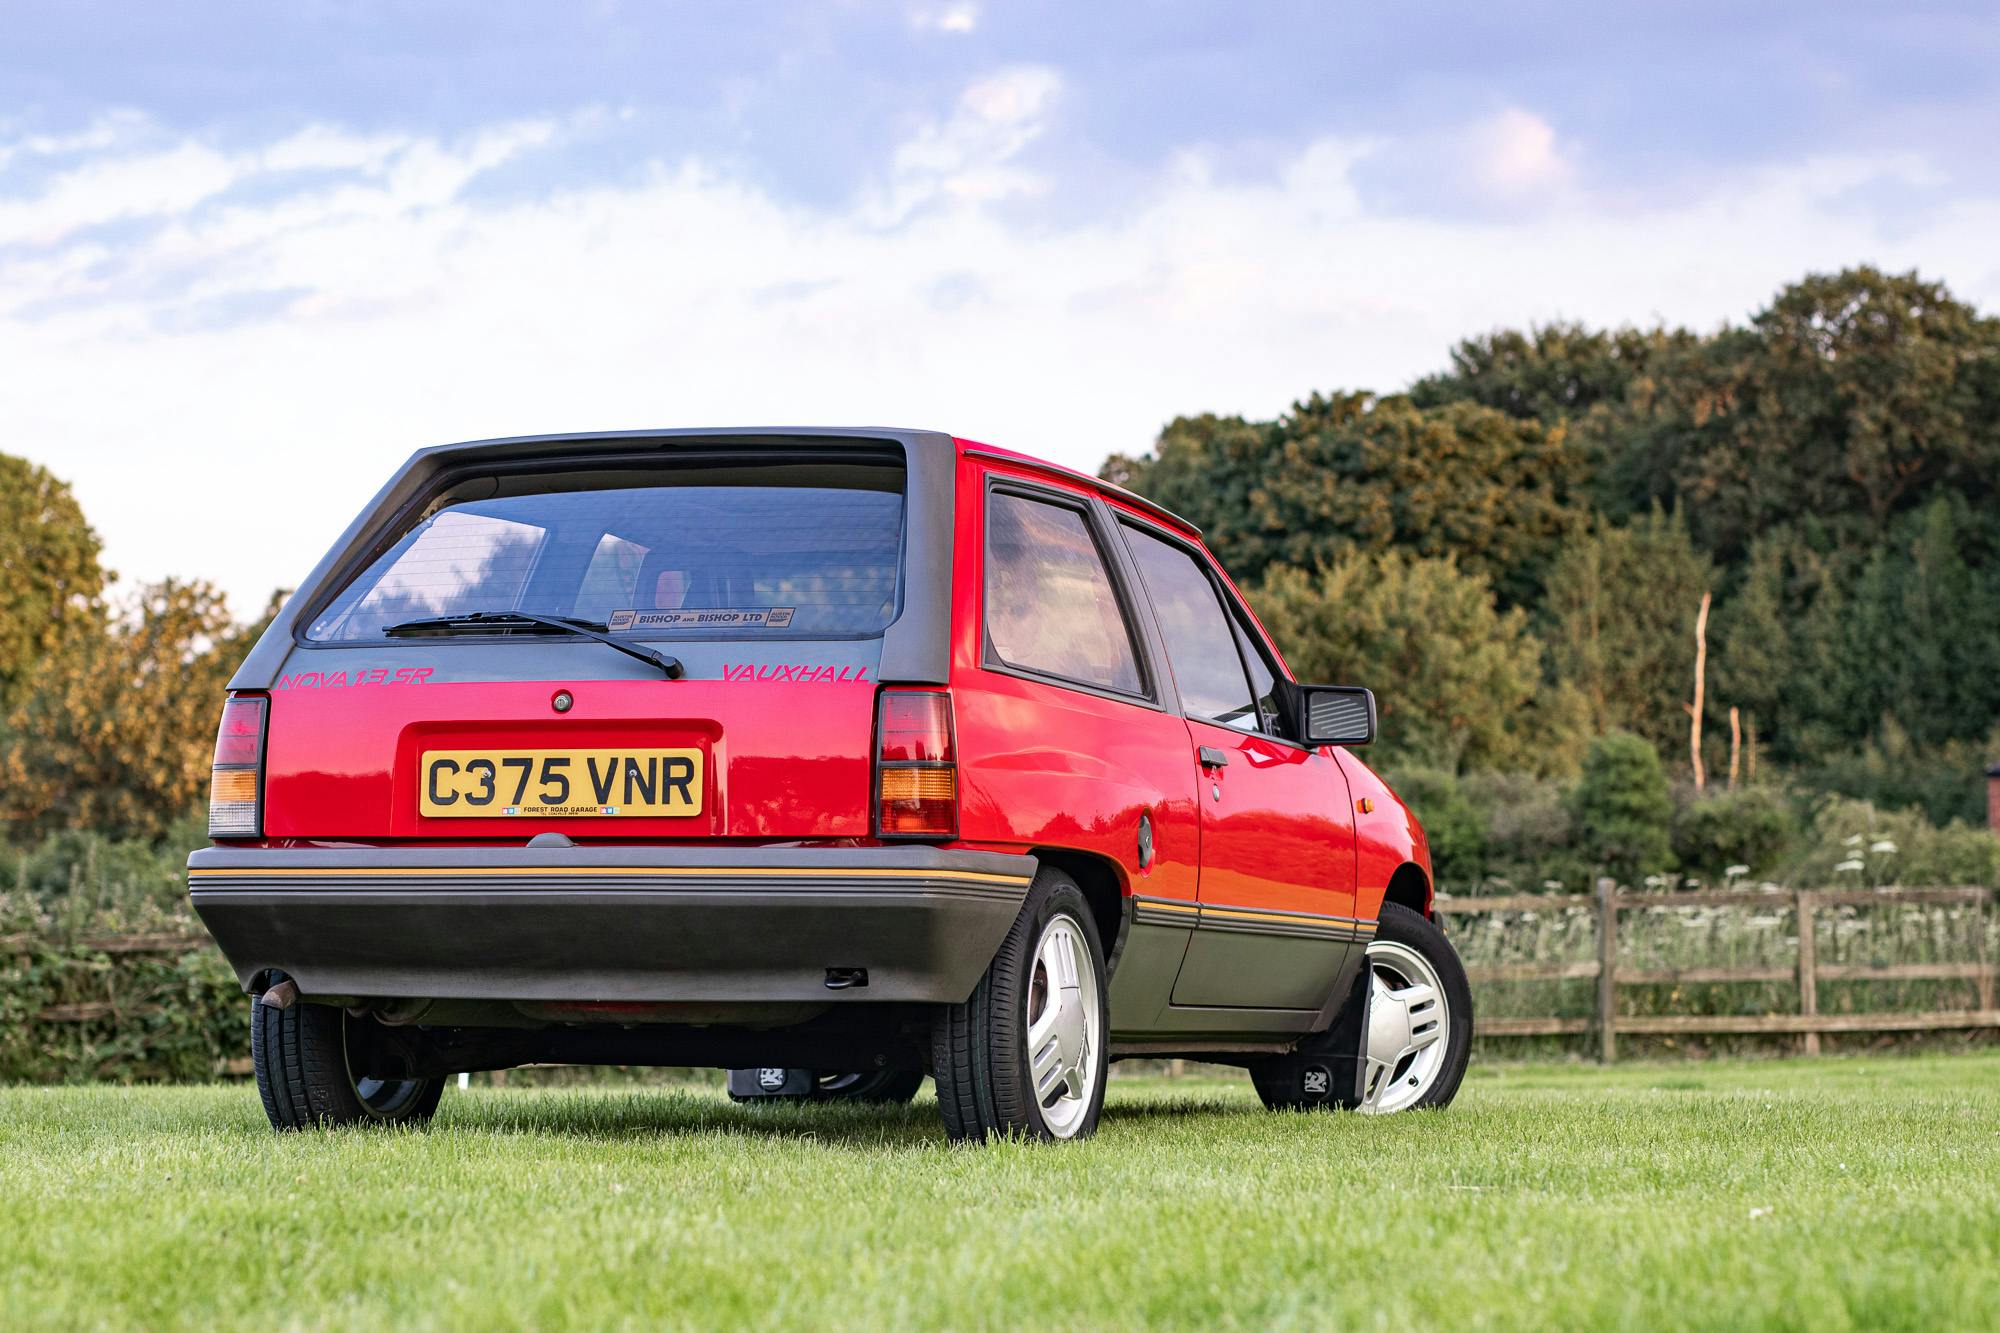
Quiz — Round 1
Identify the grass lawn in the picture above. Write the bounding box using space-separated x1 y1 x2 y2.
2 1053 1996 1331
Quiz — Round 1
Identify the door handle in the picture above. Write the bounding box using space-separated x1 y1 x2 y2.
1198 746 1229 769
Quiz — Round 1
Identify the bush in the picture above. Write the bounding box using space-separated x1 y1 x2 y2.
1672 787 1796 879
1459 770 1590 892
1568 732 1673 884
0 818 243 1083
1800 721 2000 829
1252 554 1585 776
1385 768 1486 890
1780 798 2000 888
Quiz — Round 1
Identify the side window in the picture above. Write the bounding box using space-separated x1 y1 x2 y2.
984 491 1145 696
1121 525 1262 731
1232 617 1283 736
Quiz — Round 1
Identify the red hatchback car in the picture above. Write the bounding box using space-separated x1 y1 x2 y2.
192 428 1471 1141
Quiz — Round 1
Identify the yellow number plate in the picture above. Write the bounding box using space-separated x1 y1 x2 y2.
419 749 703 818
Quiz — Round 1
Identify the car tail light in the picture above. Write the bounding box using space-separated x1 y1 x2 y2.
875 689 956 838
208 695 267 838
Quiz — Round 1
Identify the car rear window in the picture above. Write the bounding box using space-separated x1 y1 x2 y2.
306 459 905 641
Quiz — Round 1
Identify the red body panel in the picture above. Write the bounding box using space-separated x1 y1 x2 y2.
262 678 875 842
1337 749 1433 918
1183 718 1357 921
947 452 1200 905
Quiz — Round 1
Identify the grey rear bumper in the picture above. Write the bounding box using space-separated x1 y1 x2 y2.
188 845 1037 1005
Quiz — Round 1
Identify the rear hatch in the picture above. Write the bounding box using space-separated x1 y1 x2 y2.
260 448 908 841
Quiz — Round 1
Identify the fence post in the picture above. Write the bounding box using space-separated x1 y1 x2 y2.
1978 888 1995 1014
1796 889 1820 1057
1596 877 1618 1063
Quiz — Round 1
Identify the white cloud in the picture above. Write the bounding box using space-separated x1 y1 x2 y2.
1474 107 1574 196
870 65 1060 220
3 86 1999 616
909 3 979 34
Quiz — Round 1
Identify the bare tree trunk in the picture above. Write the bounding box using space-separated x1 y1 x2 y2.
1729 706 1742 789
1689 591 1711 791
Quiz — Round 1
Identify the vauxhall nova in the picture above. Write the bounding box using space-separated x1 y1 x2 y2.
191 428 1471 1141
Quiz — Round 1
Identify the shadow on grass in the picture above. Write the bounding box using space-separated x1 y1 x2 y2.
436 1087 946 1149
1098 1094 1265 1125
422 1082 1267 1147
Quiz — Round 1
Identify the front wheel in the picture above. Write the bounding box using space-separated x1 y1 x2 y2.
932 869 1108 1143
251 994 444 1130
1252 902 1472 1113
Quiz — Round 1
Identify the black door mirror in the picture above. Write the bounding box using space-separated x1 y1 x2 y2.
1289 684 1376 747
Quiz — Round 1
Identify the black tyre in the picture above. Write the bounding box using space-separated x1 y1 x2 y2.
932 869 1108 1143
252 996 445 1130
1253 902 1473 1113
726 1068 926 1104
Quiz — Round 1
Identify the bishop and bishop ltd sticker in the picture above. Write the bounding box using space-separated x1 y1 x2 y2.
607 607 796 631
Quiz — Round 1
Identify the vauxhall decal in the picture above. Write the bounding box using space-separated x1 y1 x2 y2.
722 664 869 683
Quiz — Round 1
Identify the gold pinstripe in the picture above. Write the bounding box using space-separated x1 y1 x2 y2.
1199 905 1375 929
1131 895 1378 933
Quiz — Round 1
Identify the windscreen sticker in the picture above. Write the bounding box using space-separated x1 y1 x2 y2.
608 607 796 631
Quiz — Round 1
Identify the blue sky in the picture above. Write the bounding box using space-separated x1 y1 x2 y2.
4 2 1998 613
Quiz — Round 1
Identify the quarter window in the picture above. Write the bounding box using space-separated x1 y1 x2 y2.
984 492 1145 696
1233 618 1284 735
1121 525 1263 731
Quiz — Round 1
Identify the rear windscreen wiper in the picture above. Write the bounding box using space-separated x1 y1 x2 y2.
383 611 685 679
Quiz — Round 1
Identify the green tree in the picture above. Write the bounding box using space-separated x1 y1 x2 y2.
0 453 106 711
1252 553 1586 776
1542 508 1713 757
1107 394 1589 605
1709 532 1794 756
1568 732 1674 884
1101 412 1274 574
1410 321 1695 426
2 581 259 841
1594 267 2000 561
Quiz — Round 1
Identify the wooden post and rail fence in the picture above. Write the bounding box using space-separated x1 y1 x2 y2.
5 886 1996 1067
1440 884 1999 1059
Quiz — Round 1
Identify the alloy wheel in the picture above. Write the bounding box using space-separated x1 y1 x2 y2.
1025 914 1101 1138
1359 939 1450 1114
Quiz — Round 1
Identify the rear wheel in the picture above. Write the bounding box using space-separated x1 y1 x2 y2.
251 994 444 1130
932 869 1108 1143
1252 902 1472 1113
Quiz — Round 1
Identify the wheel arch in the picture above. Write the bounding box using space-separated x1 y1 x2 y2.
1028 847 1126 971
1382 861 1434 921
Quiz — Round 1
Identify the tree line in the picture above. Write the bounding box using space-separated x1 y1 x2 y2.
1103 266 2000 885
0 454 274 842
2 264 1995 891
